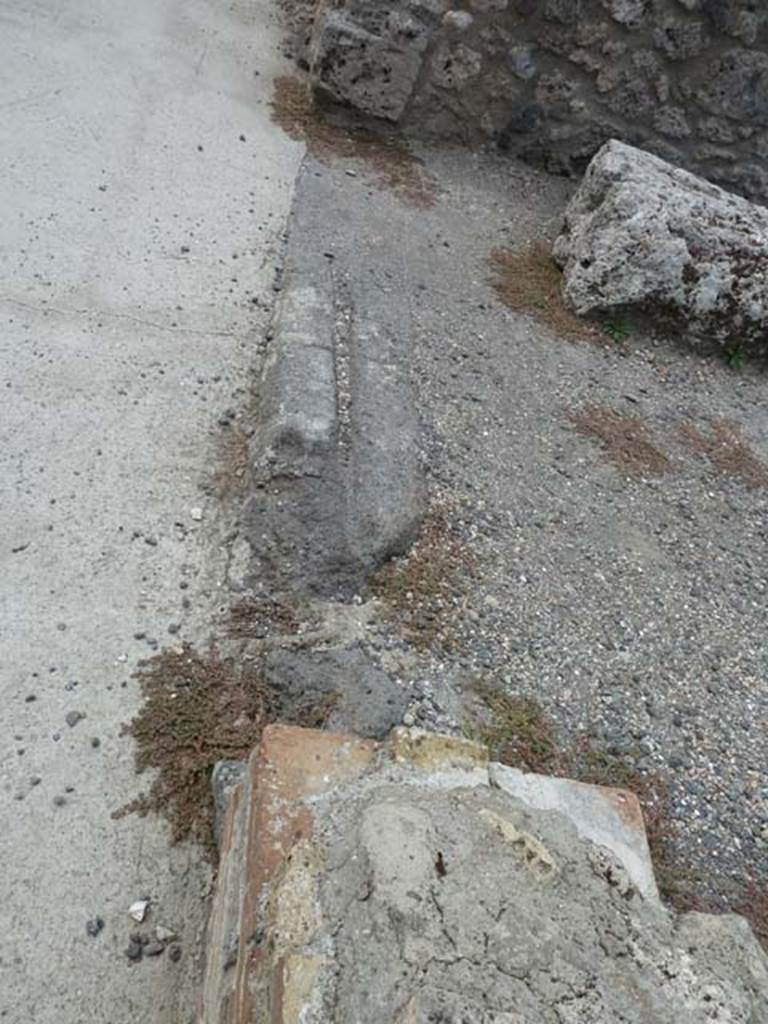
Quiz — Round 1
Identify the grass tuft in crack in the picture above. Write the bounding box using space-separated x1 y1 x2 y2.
468 684 566 775
113 642 334 859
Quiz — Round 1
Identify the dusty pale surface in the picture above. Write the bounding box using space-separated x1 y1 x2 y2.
0 1 301 1021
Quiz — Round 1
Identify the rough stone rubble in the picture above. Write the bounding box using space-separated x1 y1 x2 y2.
554 140 768 359
303 0 768 203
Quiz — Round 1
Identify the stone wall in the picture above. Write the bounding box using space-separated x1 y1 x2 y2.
306 0 768 203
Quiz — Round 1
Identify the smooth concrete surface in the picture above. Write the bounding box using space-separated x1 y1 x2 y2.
0 2 302 1021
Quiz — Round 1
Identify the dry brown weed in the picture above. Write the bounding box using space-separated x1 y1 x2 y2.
271 75 436 208
567 403 671 477
489 244 609 345
114 643 333 858
679 419 768 490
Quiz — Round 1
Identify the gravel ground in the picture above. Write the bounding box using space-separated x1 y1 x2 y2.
280 142 768 917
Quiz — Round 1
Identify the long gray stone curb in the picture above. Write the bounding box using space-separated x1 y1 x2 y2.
256 276 337 461
242 164 426 597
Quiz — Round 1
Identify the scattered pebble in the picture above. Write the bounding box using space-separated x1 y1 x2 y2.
125 940 143 962
168 944 182 963
53 795 67 807
30 776 41 786
91 737 101 749
155 925 177 943
65 711 84 728
190 507 203 522
129 899 150 923
144 941 165 957
86 917 104 937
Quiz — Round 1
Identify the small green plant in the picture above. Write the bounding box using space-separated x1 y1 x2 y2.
603 319 631 344
724 343 746 371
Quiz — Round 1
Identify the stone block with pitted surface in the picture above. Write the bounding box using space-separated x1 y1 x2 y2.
199 725 768 1023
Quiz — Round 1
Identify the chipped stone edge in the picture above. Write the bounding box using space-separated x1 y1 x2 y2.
199 725 667 1022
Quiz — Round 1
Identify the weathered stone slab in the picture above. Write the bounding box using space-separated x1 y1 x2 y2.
255 278 337 461
554 140 768 357
200 726 768 1023
490 762 658 901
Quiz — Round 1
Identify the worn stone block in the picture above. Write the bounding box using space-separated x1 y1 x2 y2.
201 726 768 1022
653 104 692 138
694 49 768 126
653 17 709 59
600 0 650 28
244 168 426 598
554 139 768 357
431 41 483 89
309 4 433 122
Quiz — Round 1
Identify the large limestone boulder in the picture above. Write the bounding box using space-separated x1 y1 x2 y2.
554 140 768 358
